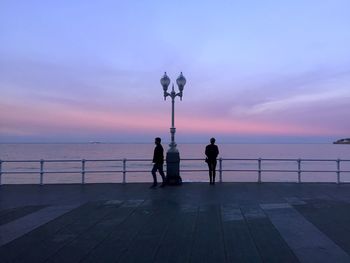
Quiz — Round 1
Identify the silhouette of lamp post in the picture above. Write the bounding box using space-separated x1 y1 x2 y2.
160 72 186 185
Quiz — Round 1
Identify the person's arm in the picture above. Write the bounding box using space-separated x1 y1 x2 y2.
152 148 156 163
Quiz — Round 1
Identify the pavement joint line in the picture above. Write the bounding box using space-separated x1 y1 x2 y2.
77 199 145 263
0 204 80 247
188 206 200 263
242 208 267 219
218 205 230 263
221 205 244 221
104 200 123 206
260 203 292 210
284 197 307 205
151 204 184 261
261 202 350 263
179 203 197 213
121 199 145 208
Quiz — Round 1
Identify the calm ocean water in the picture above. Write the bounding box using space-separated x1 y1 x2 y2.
1 143 350 184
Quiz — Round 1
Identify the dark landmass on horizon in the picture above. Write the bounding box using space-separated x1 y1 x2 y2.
333 138 350 144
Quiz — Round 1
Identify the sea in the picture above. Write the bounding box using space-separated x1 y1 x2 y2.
1 143 350 184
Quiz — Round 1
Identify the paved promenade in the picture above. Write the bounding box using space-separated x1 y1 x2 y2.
1 182 350 262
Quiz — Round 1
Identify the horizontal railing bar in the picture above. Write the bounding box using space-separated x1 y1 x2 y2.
3 158 350 162
84 159 126 162
291 159 350 162
223 169 277 172
221 169 296 172
181 158 206 161
120 159 152 162
2 171 42 174
178 170 209 172
47 159 124 162
3 170 350 175
1 160 83 163
221 158 350 162
0 159 136 163
119 170 157 173
46 170 125 174
1 160 43 163
222 158 297 161
222 170 350 173
2 170 124 174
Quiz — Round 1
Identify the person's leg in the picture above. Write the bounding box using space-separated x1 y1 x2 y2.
208 163 213 184
212 161 217 184
158 164 166 185
151 164 158 187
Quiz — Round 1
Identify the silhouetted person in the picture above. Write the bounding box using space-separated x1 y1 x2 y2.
205 137 219 184
151 137 166 188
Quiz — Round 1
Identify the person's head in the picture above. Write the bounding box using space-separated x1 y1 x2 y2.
155 137 161 145
210 137 216 144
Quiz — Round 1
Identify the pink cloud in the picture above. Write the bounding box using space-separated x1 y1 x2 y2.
0 97 344 140
0 101 168 135
177 116 337 136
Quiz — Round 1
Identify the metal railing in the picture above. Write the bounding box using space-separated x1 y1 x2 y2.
0 158 350 185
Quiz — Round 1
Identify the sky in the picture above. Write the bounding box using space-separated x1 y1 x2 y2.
1 0 350 143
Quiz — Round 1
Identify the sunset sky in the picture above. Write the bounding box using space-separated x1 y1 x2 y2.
1 1 350 143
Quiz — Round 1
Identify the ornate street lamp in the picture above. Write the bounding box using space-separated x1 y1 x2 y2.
160 72 186 185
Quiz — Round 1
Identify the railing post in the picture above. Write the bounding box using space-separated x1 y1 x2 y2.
258 158 262 183
122 159 126 184
337 159 340 184
298 159 301 183
40 159 44 185
0 160 2 185
219 158 223 183
82 159 86 184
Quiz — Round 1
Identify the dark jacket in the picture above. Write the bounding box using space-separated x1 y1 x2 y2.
205 144 219 162
153 144 164 164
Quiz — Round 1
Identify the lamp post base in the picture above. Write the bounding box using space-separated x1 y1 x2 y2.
166 148 182 185
166 174 182 185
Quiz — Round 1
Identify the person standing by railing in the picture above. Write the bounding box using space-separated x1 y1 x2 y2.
151 137 166 188
205 137 219 185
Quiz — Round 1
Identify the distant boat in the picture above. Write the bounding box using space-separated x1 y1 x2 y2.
333 138 350 144
89 141 102 144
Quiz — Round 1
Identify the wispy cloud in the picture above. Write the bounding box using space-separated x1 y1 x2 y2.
232 89 350 115
229 66 350 116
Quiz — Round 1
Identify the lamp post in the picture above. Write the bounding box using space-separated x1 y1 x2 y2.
160 72 186 185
